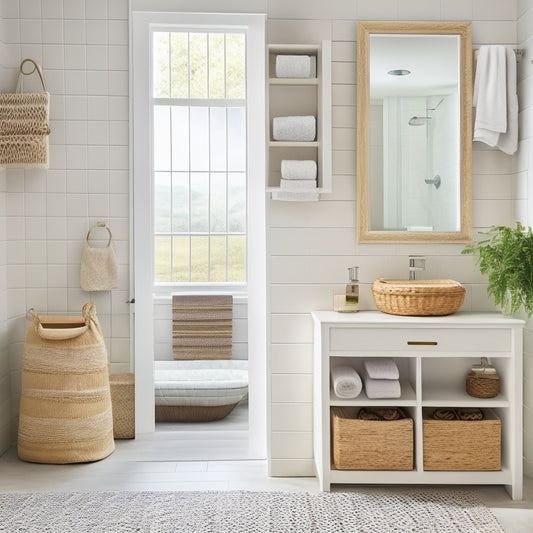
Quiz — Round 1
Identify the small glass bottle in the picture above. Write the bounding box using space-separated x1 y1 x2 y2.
344 266 359 312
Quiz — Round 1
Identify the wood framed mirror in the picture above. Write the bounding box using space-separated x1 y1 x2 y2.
357 21 472 243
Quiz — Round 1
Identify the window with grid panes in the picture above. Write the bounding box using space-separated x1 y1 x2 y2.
152 31 247 283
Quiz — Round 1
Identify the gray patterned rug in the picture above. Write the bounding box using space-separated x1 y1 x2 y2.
0 488 504 532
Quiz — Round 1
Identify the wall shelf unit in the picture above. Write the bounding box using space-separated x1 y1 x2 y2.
312 311 524 500
267 42 331 197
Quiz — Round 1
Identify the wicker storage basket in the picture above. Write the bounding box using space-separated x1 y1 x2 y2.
372 279 466 316
109 373 135 439
466 372 500 398
18 303 115 464
331 407 414 470
423 408 501 471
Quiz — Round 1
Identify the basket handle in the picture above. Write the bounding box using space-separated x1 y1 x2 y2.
16 58 47 93
32 302 98 341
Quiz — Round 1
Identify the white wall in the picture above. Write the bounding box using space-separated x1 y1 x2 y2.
1 0 131 445
517 0 533 479
267 0 521 476
0 0 530 479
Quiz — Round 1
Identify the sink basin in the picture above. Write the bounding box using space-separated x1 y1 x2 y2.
372 279 466 316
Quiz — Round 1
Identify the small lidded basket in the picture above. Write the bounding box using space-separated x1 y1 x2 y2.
466 357 500 398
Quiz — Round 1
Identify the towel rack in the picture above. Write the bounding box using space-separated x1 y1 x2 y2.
473 48 524 64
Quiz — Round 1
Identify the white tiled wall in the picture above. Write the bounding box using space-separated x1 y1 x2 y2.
267 0 524 477
1 0 130 445
517 0 533 479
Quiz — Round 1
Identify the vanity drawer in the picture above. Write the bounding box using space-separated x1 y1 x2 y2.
329 327 511 353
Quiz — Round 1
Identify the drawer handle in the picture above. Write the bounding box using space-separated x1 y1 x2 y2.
407 341 438 346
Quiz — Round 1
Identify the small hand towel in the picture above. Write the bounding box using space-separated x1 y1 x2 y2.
363 358 399 380
271 190 319 202
280 178 317 191
362 369 401 399
331 365 362 399
273 116 316 142
80 241 119 291
473 45 518 155
280 160 317 180
275 55 316 78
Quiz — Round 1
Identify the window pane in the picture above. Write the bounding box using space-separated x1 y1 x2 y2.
226 33 245 99
171 106 189 171
228 172 246 233
209 33 225 98
210 235 227 281
153 106 171 171
154 172 171 232
190 236 208 281
154 235 171 282
210 107 227 171
189 107 209 171
153 32 170 97
228 235 245 281
190 172 209 232
227 107 246 171
172 236 189 282
189 33 208 98
210 172 226 232
172 172 189 232
170 32 188 98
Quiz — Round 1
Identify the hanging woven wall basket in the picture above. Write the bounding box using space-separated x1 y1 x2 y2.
17 303 115 464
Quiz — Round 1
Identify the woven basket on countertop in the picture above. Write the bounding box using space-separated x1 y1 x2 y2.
331 407 414 471
372 279 466 316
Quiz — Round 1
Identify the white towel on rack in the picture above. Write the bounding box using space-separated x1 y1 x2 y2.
363 358 399 380
280 160 317 180
280 178 317 191
272 116 316 142
331 365 362 399
473 45 518 155
275 55 316 78
271 190 319 202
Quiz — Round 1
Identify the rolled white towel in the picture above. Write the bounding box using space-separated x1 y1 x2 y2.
363 358 399 380
362 369 401 399
280 178 317 191
331 365 363 399
271 190 319 202
273 116 316 142
280 160 317 180
276 55 316 78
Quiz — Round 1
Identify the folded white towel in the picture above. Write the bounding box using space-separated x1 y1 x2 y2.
276 55 316 78
331 365 362 399
362 369 401 399
473 46 518 155
273 116 316 142
271 190 319 202
280 178 317 191
363 358 399 380
280 160 317 180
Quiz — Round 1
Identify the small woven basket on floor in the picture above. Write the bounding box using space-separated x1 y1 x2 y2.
109 373 135 439
331 407 414 470
18 303 115 464
372 279 466 316
423 408 501 471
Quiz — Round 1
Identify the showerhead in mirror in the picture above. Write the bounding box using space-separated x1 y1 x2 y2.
408 116 432 126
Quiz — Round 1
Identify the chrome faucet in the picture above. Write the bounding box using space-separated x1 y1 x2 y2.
408 256 426 280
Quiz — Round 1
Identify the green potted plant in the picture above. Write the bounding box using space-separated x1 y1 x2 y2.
462 222 533 318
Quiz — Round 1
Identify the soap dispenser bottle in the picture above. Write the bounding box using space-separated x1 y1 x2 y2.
345 266 359 312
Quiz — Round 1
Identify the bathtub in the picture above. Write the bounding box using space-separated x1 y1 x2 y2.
154 360 248 422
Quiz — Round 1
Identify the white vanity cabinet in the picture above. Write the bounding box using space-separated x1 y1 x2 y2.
312 311 524 500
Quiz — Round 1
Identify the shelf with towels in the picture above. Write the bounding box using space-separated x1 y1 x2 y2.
266 41 331 199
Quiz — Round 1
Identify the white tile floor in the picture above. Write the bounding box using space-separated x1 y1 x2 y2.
1 405 532 533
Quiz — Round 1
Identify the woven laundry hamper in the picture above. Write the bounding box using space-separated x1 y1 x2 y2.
109 373 135 439
18 302 115 464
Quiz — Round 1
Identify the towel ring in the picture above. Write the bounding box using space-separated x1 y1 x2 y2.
86 222 113 247
18 58 47 92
